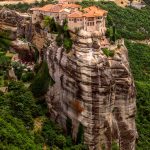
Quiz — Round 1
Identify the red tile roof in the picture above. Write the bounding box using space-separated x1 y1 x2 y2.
83 6 108 17
30 4 107 18
30 3 81 13
68 6 107 18
48 4 63 12
41 4 53 9
62 4 81 9
68 11 83 18
30 4 62 12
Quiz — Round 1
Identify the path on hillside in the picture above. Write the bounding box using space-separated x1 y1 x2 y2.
131 39 150 46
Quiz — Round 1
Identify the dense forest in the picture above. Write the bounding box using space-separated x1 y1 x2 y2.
0 80 87 149
125 41 150 149
0 1 150 150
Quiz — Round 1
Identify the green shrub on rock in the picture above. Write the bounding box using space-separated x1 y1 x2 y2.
30 60 54 97
102 48 114 57
112 141 119 150
21 71 34 82
55 135 66 148
12 62 24 80
63 38 73 53
70 144 88 150
56 34 63 47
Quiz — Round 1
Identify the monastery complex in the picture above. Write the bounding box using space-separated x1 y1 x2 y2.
30 1 107 34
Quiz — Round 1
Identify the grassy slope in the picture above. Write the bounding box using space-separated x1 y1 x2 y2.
125 41 150 149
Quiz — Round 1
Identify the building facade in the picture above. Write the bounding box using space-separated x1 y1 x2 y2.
67 6 107 34
30 4 107 34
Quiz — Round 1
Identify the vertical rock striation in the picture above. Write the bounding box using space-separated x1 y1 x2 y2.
45 31 137 150
0 8 137 149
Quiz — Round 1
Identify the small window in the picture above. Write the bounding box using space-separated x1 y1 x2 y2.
88 18 94 21
74 19 77 23
90 22 94 26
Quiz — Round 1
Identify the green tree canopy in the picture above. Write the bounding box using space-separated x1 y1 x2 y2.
30 61 54 97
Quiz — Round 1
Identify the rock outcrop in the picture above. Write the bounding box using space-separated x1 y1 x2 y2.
45 31 137 150
0 8 32 41
0 8 44 62
0 8 137 150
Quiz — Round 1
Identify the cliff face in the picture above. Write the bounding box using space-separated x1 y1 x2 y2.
0 8 32 39
45 31 137 150
0 8 137 150
0 8 45 61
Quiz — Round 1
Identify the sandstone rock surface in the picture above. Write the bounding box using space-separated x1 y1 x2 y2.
46 34 137 150
0 8 32 41
0 8 137 150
